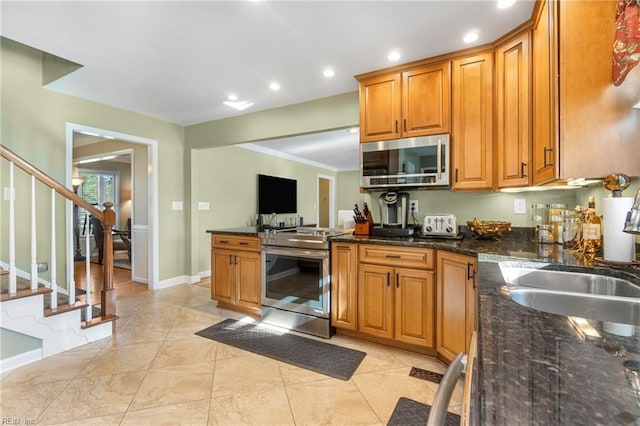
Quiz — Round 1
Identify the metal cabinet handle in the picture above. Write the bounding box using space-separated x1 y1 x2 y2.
467 263 476 288
521 162 527 178
220 240 229 244
403 118 407 132
229 254 233 265
395 120 399 133
235 255 238 265
396 273 399 288
455 168 459 183
387 272 391 287
385 254 401 258
543 147 553 168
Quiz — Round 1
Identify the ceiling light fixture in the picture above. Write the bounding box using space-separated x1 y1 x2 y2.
223 100 255 111
269 82 280 91
463 31 479 43
227 94 238 101
497 0 517 9
323 68 335 78
387 50 401 62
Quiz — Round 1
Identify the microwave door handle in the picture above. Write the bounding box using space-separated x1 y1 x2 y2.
437 139 442 181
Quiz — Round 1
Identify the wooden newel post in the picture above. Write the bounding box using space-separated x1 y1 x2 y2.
101 202 117 319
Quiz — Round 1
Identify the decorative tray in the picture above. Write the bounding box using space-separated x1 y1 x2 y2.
467 218 512 238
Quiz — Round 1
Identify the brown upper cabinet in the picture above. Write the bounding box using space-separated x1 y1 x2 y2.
532 0 640 183
496 31 531 188
451 51 495 190
357 62 451 143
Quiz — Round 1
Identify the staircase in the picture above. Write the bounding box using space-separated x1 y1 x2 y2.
0 145 118 372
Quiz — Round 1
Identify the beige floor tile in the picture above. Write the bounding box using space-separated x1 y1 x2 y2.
330 338 405 376
113 313 177 344
152 336 218 369
2 349 100 386
122 399 211 425
209 386 294 426
79 341 162 377
129 362 214 411
38 412 124 425
286 377 380 425
165 308 225 340
38 371 145 424
212 353 284 398
390 348 447 374
0 380 70 420
352 366 438 423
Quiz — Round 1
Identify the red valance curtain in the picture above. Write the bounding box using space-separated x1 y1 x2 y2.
613 0 640 86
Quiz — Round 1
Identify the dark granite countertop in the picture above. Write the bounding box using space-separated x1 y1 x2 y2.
207 226 640 423
206 226 260 237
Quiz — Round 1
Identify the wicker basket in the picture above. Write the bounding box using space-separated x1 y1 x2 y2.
467 218 512 238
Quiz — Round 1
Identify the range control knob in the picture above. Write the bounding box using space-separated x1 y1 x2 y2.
426 226 433 232
446 226 453 233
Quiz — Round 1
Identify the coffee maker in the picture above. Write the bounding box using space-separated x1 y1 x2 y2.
372 191 415 237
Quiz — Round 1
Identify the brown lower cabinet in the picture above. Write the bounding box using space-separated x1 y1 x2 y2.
436 251 477 363
211 235 261 316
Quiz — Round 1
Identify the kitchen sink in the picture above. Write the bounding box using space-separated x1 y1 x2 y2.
499 262 640 326
499 264 640 298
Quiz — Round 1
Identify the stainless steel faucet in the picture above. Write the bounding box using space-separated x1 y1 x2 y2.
623 186 640 234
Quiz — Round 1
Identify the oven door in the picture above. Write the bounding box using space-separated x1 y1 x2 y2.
261 246 330 318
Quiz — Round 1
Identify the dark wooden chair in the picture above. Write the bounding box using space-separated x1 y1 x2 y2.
90 216 131 264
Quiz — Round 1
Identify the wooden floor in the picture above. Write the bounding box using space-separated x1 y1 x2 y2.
73 253 149 303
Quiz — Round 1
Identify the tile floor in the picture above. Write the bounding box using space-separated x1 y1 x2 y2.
0 282 463 425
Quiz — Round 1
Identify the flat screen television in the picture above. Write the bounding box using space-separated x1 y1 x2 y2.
257 174 297 214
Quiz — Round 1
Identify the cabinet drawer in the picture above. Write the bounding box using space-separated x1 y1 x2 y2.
359 244 434 269
212 235 261 251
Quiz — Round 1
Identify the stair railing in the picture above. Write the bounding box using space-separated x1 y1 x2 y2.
1 144 116 324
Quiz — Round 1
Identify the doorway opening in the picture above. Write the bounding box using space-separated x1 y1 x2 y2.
65 123 159 289
317 174 335 228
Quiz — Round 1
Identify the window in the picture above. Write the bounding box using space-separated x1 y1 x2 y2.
78 170 119 235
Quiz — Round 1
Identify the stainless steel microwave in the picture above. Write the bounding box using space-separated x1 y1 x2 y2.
360 134 450 189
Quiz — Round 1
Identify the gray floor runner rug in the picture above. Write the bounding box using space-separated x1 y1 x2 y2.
387 397 461 426
195 318 366 381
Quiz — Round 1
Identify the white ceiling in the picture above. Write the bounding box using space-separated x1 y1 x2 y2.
3 0 535 171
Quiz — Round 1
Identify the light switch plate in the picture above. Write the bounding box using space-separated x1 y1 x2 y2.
172 201 183 211
410 200 419 213
4 187 15 201
197 202 210 210
514 198 527 214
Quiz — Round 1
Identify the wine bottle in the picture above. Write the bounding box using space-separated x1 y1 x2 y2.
581 196 602 253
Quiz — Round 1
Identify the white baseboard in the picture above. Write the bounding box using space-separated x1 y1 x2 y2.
0 348 43 373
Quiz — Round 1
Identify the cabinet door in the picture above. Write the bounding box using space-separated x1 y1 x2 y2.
359 73 402 142
532 0 558 185
394 267 435 348
212 249 234 304
496 32 531 188
235 251 261 309
402 62 451 137
436 251 477 363
452 52 494 190
331 243 358 331
358 264 394 339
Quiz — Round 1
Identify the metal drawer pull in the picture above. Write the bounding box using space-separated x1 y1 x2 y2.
521 162 527 178
220 240 229 244
239 242 249 245
385 254 401 258
543 147 553 168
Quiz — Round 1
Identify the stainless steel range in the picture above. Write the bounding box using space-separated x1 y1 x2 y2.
260 227 348 338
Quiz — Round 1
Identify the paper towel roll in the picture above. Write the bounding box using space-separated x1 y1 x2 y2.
603 197 636 262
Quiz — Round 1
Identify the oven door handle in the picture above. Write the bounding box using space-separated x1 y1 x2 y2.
262 246 329 259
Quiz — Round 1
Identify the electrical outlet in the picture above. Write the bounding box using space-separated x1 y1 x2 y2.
37 262 48 273
410 200 419 212
514 198 527 214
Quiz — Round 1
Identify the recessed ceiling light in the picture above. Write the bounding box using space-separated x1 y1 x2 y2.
223 100 254 111
387 50 401 62
463 31 479 43
227 94 238 101
269 82 280 91
323 68 335 78
497 0 516 9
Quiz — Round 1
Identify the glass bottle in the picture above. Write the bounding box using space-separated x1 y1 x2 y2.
581 196 602 253
549 203 567 244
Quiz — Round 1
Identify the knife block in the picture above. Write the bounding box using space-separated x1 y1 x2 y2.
354 213 373 236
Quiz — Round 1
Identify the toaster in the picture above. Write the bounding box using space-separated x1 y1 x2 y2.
422 213 459 237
